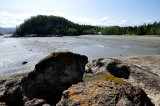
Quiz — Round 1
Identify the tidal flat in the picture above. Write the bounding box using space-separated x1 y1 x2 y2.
0 35 160 78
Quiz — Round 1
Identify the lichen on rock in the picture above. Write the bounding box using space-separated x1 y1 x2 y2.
57 80 154 106
84 56 160 106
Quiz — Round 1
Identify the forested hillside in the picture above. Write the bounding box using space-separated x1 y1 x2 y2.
101 22 160 35
14 15 100 37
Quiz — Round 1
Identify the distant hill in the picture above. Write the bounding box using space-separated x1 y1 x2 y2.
14 15 100 37
0 27 16 34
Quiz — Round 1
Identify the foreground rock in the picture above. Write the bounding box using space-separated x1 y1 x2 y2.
0 52 88 105
0 73 27 106
84 55 160 106
57 81 154 106
0 53 158 106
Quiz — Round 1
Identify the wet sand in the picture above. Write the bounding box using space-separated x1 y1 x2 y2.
0 35 160 77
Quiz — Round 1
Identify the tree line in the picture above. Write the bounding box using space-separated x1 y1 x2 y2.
14 15 100 37
101 21 160 35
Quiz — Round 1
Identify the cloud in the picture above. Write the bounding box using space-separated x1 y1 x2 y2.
119 20 128 25
0 11 134 27
66 16 94 25
144 19 153 24
0 11 117 27
0 11 63 27
0 11 155 28
100 17 110 23
0 12 33 27
66 16 115 26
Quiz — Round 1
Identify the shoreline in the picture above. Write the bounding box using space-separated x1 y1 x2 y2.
0 35 160 78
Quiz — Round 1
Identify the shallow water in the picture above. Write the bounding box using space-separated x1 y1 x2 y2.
0 36 4 43
0 35 160 78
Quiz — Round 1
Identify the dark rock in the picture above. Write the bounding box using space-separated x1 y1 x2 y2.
21 51 88 105
107 59 130 79
0 52 88 105
0 73 27 106
4 81 22 105
57 81 154 106
22 61 28 65
24 98 48 106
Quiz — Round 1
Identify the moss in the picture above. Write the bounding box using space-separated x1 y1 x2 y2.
84 72 124 84
101 72 124 84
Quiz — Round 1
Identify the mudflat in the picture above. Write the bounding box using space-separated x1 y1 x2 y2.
0 35 160 77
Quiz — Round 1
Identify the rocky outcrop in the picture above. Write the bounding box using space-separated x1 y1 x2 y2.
0 73 27 106
57 81 154 106
21 51 88 105
122 55 160 77
0 53 159 106
84 56 160 106
0 51 88 105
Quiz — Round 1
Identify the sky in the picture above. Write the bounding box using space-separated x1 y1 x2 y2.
0 0 160 28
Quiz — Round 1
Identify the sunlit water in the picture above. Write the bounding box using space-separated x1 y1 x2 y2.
0 35 160 78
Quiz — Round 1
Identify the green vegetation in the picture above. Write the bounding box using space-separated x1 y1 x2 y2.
0 33 3 35
14 15 160 37
14 15 100 37
84 72 124 84
101 72 124 83
101 26 122 35
101 21 160 36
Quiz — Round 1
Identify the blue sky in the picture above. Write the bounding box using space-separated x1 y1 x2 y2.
0 0 160 27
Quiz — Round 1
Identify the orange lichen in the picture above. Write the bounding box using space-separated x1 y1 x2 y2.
60 80 147 106
80 99 89 106
68 89 74 96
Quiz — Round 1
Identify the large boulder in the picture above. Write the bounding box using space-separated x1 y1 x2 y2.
0 52 88 106
84 56 160 105
57 81 154 106
21 51 88 105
